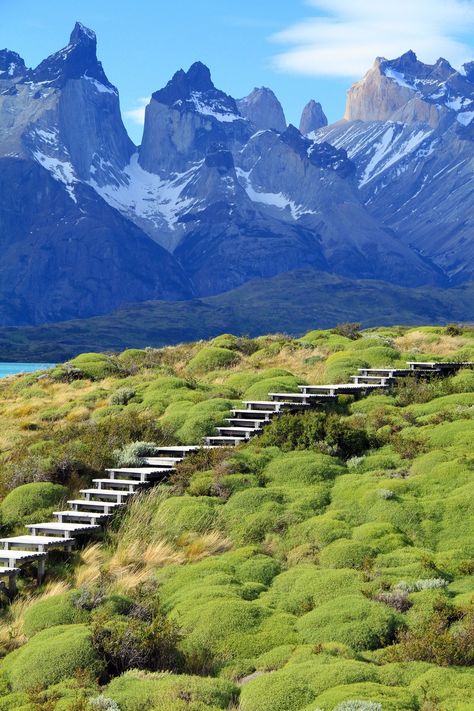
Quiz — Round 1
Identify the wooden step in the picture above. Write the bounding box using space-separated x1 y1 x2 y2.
350 375 393 385
0 549 47 566
231 409 274 419
204 435 244 446
27 522 101 538
143 457 182 466
79 488 134 503
358 368 412 377
154 446 208 457
269 392 311 403
225 418 265 428
53 510 112 524
93 478 149 491
217 426 258 438
105 467 170 482
299 383 386 396
243 400 297 411
0 535 75 552
66 500 124 513
407 361 472 370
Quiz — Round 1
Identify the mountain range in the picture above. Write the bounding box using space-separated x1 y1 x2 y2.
1 23 473 332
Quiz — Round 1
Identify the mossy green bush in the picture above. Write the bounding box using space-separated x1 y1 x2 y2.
68 353 120 380
242 376 302 401
0 624 101 691
106 670 238 711
237 555 281 586
22 591 89 637
187 347 240 374
217 489 286 544
264 451 345 486
176 399 234 444
297 594 400 650
153 496 220 541
262 566 362 615
319 539 375 569
0 482 67 526
312 682 418 711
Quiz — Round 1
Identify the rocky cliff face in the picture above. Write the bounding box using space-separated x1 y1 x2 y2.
344 50 474 128
317 51 474 283
0 22 134 188
139 62 250 175
0 158 193 326
237 87 286 132
299 100 328 135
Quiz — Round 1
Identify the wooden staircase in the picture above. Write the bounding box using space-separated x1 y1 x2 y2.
1 360 471 596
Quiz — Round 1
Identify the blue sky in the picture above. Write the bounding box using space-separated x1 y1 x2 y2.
3 0 474 144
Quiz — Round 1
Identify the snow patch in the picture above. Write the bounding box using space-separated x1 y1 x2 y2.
33 151 77 202
446 96 470 111
189 92 241 123
457 111 474 126
83 75 117 95
91 153 199 230
384 69 414 90
236 167 318 220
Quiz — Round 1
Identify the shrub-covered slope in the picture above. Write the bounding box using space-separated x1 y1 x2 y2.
0 325 473 710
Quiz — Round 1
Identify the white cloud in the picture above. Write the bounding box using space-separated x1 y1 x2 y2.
271 0 474 78
124 97 150 125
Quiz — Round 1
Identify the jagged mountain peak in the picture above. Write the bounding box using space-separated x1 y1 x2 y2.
345 49 474 127
153 61 228 105
0 49 26 80
70 21 97 45
237 86 286 132
299 99 328 135
26 22 112 89
150 60 243 127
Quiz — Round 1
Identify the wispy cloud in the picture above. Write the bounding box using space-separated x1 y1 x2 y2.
271 0 474 78
124 97 150 126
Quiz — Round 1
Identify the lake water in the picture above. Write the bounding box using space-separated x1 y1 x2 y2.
0 363 55 378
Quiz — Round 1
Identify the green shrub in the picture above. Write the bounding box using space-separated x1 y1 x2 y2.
110 387 136 406
262 566 362 615
176 399 233 444
106 670 238 711
0 482 67 526
113 441 157 467
68 353 120 380
0 624 102 691
153 496 220 541
237 555 281 586
22 591 89 637
91 606 181 676
242 376 302 401
264 451 344 486
297 595 400 650
313 683 418 711
187 347 240 373
319 539 375 569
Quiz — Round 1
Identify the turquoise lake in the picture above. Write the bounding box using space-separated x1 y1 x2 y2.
0 363 55 378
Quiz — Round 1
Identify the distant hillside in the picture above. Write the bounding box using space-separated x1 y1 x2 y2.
0 270 472 361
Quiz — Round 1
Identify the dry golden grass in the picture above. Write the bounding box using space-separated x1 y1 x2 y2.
395 331 469 356
75 543 106 588
181 531 232 562
0 580 69 653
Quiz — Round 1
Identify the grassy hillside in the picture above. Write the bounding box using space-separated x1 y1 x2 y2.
0 325 473 710
0 270 473 361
